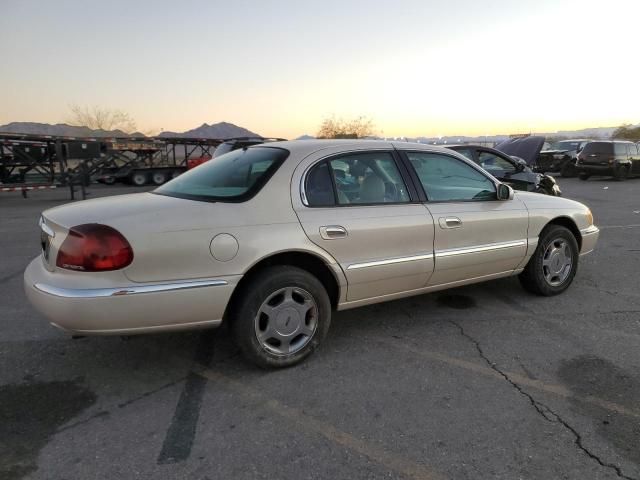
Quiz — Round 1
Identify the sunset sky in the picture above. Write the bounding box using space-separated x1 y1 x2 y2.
1 0 638 138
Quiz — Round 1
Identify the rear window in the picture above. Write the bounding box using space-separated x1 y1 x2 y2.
154 147 289 202
582 142 613 155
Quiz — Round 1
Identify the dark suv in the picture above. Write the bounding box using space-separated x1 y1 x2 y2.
576 141 640 180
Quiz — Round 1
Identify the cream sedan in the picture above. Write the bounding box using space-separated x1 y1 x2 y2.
24 140 599 367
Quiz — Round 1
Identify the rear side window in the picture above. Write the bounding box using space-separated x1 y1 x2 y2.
614 143 628 155
155 147 289 202
629 144 639 155
305 152 410 206
583 142 612 155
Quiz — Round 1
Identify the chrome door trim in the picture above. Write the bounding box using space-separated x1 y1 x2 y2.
34 278 228 299
436 239 526 258
347 253 434 270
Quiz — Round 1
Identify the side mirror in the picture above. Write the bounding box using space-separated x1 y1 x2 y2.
497 183 514 200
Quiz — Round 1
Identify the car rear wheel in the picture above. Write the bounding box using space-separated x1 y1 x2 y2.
578 172 590 181
231 266 331 368
519 225 579 296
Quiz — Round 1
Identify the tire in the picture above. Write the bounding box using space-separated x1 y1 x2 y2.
613 164 629 181
230 266 332 368
560 161 577 178
519 225 579 296
578 172 590 181
131 172 148 186
103 176 116 185
151 171 167 185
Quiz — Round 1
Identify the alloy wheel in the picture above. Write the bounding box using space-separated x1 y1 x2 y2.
254 287 318 356
542 238 573 286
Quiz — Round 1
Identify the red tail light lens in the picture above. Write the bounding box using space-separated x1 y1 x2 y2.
56 224 133 272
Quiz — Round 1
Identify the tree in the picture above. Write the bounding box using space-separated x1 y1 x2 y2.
68 104 137 133
612 124 640 141
316 115 376 139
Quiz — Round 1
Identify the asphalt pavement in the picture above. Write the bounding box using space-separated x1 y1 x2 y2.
1 178 639 480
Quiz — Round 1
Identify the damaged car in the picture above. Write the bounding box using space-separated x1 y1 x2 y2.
495 136 588 178
445 144 561 196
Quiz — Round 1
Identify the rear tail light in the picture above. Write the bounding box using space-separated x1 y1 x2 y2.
56 224 133 272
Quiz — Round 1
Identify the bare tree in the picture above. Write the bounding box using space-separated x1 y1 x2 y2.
612 124 640 141
68 104 137 133
316 115 376 139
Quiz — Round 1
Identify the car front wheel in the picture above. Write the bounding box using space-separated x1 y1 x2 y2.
613 164 629 181
231 266 331 368
519 225 579 296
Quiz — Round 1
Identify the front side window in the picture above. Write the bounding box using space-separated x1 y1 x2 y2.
477 151 516 173
407 152 496 202
155 147 288 202
305 152 410 206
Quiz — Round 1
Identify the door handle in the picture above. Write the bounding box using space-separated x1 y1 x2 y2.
320 225 348 239
438 217 462 229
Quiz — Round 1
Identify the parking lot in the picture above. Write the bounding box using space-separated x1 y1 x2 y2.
1 178 639 480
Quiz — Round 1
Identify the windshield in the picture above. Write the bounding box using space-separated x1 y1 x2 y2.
154 147 289 202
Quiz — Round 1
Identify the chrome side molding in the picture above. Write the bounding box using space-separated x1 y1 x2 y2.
580 225 599 235
436 239 527 258
34 278 228 299
347 253 434 270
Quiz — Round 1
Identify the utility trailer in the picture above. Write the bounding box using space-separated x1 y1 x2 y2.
0 133 286 197
96 137 223 186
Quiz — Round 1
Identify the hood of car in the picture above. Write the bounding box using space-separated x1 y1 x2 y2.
495 136 546 166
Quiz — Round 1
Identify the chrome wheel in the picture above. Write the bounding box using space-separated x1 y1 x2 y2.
542 238 573 286
254 287 318 356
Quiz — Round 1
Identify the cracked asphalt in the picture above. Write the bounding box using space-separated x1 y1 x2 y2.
1 178 639 480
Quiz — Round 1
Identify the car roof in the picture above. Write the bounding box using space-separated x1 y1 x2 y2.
253 139 457 157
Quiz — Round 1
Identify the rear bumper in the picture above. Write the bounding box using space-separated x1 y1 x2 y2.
580 225 599 255
577 164 614 175
24 257 239 335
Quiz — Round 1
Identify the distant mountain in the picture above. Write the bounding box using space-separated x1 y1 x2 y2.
296 134 315 140
159 122 259 139
0 122 144 137
0 120 259 139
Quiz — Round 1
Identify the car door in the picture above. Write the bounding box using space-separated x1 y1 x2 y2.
292 148 435 302
399 149 529 287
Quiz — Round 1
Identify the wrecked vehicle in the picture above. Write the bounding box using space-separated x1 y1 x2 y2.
446 144 561 196
496 136 589 178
